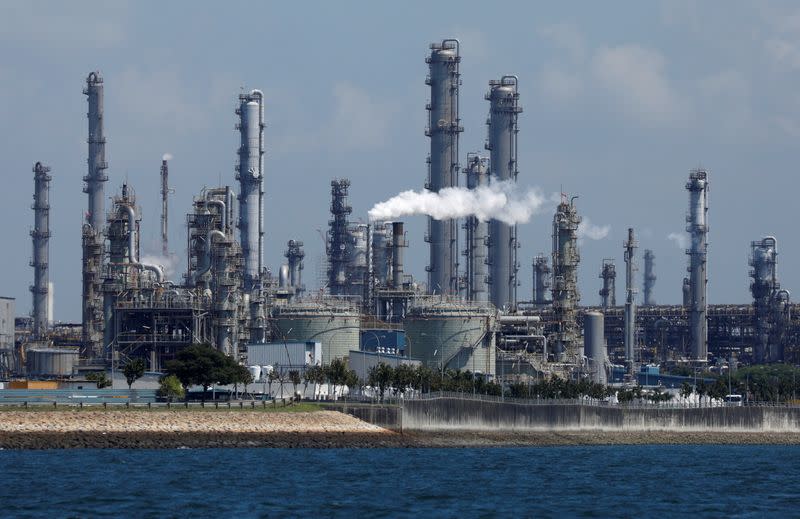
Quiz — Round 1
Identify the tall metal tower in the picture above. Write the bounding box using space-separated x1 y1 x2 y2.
750 237 781 363
285 239 305 299
624 228 637 373
84 72 108 232
551 196 581 360
463 153 488 302
486 76 522 310
425 39 462 296
235 89 265 292
532 254 552 306
328 179 352 296
599 259 616 308
30 162 51 339
643 249 656 306
82 71 107 358
160 158 170 257
686 169 708 362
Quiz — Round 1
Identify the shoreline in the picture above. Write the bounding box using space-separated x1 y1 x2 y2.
2 409 800 449
3 431 800 449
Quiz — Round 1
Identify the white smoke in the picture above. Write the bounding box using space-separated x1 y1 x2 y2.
141 254 178 279
162 153 173 161
368 180 547 224
577 217 611 241
667 232 688 249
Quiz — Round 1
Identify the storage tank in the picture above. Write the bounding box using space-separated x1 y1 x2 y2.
583 312 607 385
26 348 79 377
247 365 262 383
271 302 360 363
404 301 496 376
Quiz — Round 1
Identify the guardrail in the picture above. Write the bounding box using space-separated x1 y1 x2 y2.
0 399 297 409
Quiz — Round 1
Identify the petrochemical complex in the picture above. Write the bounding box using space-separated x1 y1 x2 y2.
3 39 800 389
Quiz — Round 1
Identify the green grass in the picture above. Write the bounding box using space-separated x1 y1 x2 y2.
0 402 324 413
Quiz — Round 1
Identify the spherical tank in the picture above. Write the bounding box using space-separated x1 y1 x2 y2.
404 302 496 376
271 303 360 363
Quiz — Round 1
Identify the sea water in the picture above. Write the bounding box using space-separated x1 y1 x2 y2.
1 446 797 517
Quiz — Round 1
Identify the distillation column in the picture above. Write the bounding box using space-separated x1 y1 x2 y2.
463 153 488 302
686 170 708 363
551 197 581 360
750 237 778 363
599 259 616 308
328 179 352 296
236 89 265 343
643 249 656 306
391 222 408 319
82 71 108 358
624 228 637 374
160 158 170 257
285 240 305 299
486 76 522 310
425 39 462 296
30 162 52 339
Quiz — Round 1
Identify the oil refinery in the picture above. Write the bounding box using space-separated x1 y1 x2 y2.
4 39 800 389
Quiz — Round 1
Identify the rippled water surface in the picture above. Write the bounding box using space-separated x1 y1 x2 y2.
1 445 798 517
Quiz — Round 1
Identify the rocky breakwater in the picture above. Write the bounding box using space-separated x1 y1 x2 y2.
0 410 398 449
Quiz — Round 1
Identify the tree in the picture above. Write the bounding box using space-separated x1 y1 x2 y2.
680 381 693 400
344 369 360 399
122 358 146 390
392 364 416 396
164 343 237 401
326 358 348 399
368 363 394 402
304 365 325 400
267 368 279 398
227 364 254 399
288 370 301 399
157 374 185 402
86 371 112 389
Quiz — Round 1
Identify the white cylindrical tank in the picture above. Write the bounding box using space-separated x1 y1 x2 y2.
247 365 262 382
272 303 360 363
583 311 607 385
405 302 496 376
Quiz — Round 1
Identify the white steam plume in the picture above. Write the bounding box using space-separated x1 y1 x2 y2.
141 254 178 279
577 217 611 241
667 232 688 249
368 180 546 224
162 153 173 161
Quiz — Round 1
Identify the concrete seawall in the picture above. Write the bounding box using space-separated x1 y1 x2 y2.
401 398 800 433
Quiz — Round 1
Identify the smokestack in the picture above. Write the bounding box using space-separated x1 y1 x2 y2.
160 159 169 257
599 259 616 308
486 76 522 310
30 162 51 339
643 249 656 306
624 228 637 374
392 222 405 289
464 153 488 302
425 39 462 296
686 169 708 363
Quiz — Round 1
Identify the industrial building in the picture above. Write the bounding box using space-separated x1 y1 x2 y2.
4 41 800 391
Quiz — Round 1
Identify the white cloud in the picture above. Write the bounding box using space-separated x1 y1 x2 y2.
667 232 688 249
592 45 685 125
538 65 583 102
577 217 611 241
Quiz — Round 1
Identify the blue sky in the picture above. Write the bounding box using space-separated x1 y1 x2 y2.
2 1 800 321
